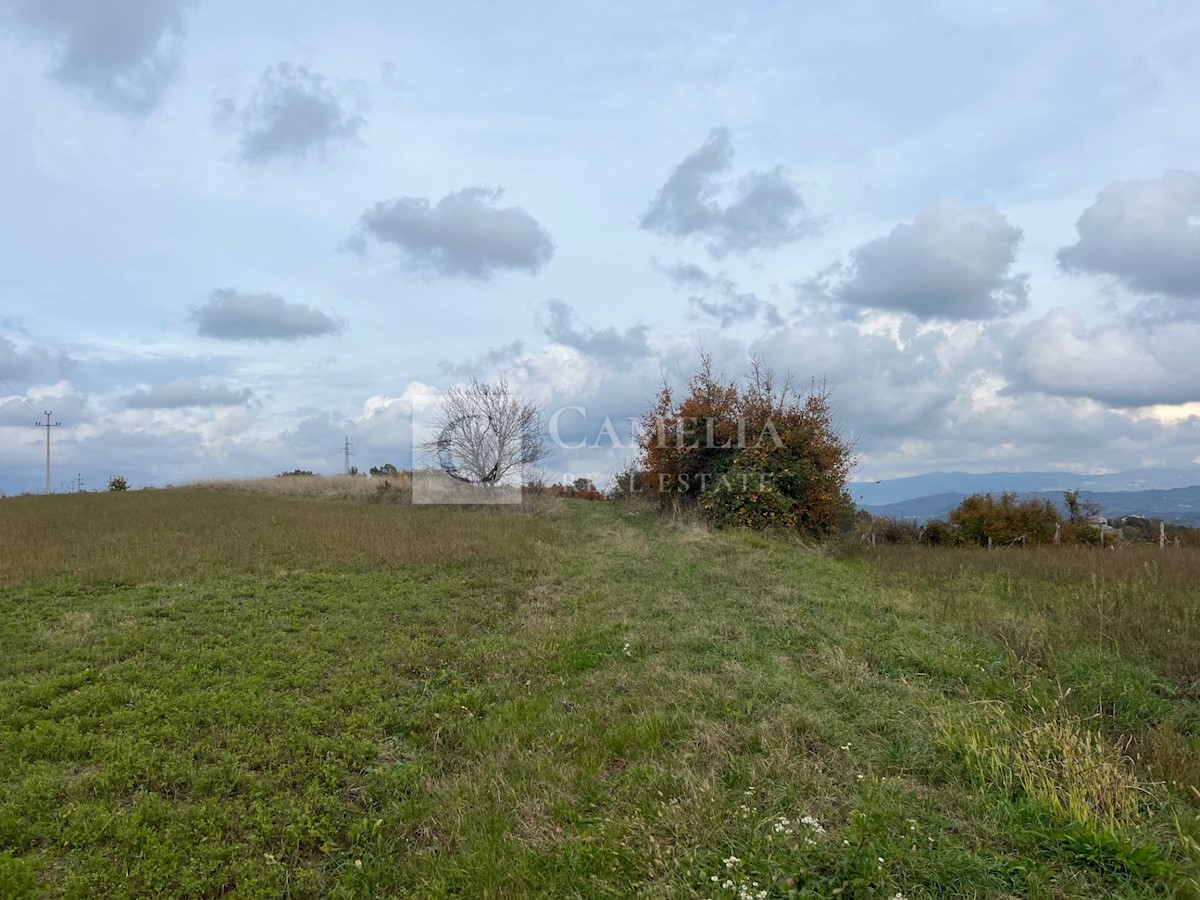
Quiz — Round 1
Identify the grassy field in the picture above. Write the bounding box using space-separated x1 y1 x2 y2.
1 487 1198 897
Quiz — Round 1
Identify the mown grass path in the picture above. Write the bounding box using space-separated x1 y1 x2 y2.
1 492 1197 897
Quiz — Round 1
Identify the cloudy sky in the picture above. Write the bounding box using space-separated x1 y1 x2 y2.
3 0 1200 494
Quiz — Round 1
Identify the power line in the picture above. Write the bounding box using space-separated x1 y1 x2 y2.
0 374 40 423
35 411 61 494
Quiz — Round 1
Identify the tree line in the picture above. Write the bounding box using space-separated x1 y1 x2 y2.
868 491 1200 548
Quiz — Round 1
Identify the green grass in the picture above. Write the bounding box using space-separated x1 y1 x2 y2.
2 489 1198 897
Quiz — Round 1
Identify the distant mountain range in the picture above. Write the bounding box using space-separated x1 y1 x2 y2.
850 468 1200 526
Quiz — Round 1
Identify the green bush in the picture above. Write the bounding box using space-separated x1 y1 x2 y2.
919 519 954 546
870 516 921 545
949 492 1059 546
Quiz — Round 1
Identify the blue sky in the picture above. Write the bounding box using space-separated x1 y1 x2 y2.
3 0 1200 494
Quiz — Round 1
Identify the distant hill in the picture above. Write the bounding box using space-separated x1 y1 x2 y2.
850 467 1200 506
861 484 1200 526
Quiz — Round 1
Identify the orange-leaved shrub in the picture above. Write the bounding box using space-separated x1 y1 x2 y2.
636 354 854 534
948 492 1061 546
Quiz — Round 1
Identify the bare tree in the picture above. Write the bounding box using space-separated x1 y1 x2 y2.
421 378 549 485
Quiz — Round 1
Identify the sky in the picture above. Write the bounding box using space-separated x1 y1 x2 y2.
2 0 1200 495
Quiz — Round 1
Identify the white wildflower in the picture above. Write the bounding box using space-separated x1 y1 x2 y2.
799 815 825 834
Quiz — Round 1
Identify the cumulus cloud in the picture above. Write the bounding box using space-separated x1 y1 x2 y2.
348 187 554 280
278 411 355 462
663 262 783 327
745 310 1199 476
541 300 651 363
123 378 252 409
1057 170 1200 302
1004 309 1200 407
751 314 965 440
640 128 820 258
809 201 1029 320
218 62 365 162
4 0 195 112
56 424 208 490
192 289 345 341
0 379 91 429
439 341 525 378
0 334 67 380
857 386 1195 479
283 384 443 471
0 339 30 380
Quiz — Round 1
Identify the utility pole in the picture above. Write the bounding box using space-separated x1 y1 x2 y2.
74 473 85 493
36 411 61 495
342 436 354 475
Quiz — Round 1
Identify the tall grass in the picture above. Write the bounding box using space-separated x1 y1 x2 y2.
867 545 1200 687
0 484 553 585
1 496 1199 895
937 701 1151 832
866 542 1200 835
182 472 414 502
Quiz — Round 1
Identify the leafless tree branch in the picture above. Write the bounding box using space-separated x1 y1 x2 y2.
421 377 549 485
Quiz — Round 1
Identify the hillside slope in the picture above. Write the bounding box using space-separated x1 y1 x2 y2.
1 490 1198 897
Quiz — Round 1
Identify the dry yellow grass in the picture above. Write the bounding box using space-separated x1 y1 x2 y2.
868 544 1200 687
0 481 552 585
937 701 1152 832
182 472 413 501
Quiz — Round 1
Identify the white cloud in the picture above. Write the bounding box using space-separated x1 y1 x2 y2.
541 300 651 363
640 128 820 258
4 0 194 112
810 201 1029 320
349 187 554 280
219 62 365 163
1057 170 1200 304
1005 309 1200 407
124 378 252 409
0 334 72 381
661 262 782 327
192 290 346 342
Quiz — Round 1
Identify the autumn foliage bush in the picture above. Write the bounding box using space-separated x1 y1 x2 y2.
635 355 854 534
948 492 1060 546
546 479 606 501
